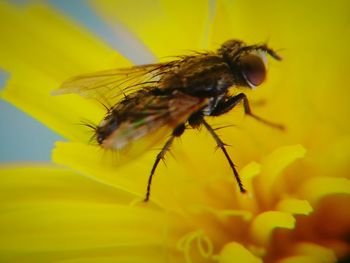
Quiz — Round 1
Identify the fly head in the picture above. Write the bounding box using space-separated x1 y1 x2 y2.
219 39 282 89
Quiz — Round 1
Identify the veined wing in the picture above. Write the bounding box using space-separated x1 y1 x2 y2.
103 90 208 152
52 61 179 105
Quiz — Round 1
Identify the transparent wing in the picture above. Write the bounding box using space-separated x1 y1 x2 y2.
106 91 208 154
52 62 178 105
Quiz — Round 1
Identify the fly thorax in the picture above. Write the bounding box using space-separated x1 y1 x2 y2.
203 95 225 116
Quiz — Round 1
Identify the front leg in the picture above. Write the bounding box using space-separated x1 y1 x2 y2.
210 93 285 130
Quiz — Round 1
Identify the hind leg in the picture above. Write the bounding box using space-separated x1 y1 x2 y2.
144 124 185 202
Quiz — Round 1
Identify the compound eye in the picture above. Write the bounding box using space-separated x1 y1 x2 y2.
240 54 266 88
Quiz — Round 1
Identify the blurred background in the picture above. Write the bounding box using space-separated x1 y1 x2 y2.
0 76 61 162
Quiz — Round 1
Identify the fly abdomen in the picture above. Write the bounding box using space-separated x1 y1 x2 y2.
96 113 119 145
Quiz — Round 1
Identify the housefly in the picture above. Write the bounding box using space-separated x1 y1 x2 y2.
54 39 283 201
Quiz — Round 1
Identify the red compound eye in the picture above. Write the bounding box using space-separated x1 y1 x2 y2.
240 54 266 87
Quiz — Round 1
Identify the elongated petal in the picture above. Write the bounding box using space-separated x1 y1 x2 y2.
218 242 262 263
299 177 350 204
0 164 136 204
278 242 337 263
250 211 295 246
51 141 150 197
0 164 187 262
256 145 306 206
276 199 313 215
277 256 333 263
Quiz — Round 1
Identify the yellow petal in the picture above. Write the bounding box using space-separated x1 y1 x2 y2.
256 145 306 205
0 163 135 204
52 141 150 196
299 177 350 204
208 0 233 46
53 128 240 210
55 255 170 263
1 203 184 262
250 211 295 246
56 253 179 263
261 145 306 188
189 205 252 222
0 2 129 141
0 164 187 262
52 137 256 213
90 0 211 58
295 242 336 262
276 199 313 215
277 255 333 263
211 0 282 45
279 243 338 263
238 162 261 207
217 242 262 263
240 162 261 180
310 135 350 179
51 141 182 209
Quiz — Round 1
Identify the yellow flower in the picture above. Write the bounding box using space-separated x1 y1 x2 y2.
1 1 350 262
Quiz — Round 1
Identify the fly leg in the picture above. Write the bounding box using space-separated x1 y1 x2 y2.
202 119 246 193
211 93 284 130
144 124 185 202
